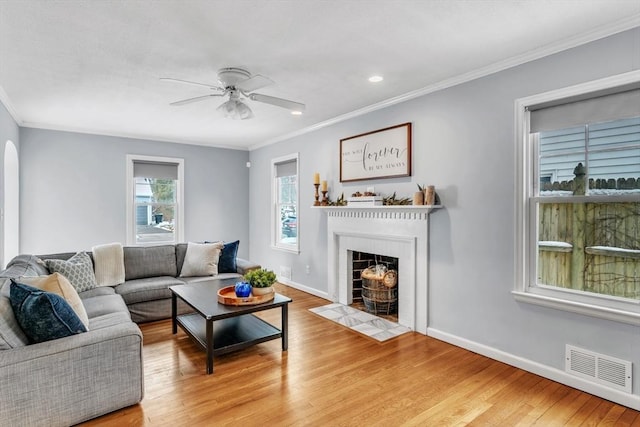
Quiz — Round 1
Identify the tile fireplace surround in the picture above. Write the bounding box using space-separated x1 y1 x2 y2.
323 205 440 334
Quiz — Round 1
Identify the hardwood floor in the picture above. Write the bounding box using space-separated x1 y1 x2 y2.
82 284 639 426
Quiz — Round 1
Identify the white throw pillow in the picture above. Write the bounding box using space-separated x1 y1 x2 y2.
92 242 125 287
179 242 224 277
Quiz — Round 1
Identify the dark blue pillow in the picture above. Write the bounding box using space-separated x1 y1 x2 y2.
218 240 239 274
9 280 87 344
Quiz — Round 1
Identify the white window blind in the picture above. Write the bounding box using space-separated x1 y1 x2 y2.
530 88 640 133
133 161 178 179
275 160 297 178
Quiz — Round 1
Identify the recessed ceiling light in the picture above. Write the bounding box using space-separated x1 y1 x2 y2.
291 110 303 116
368 75 384 83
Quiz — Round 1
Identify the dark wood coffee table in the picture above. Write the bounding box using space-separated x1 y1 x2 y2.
169 278 292 374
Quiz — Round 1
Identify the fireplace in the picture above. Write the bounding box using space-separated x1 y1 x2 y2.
325 206 438 334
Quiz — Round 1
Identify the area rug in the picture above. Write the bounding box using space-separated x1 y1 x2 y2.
309 303 411 342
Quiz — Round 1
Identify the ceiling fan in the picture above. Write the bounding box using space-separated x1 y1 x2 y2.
161 67 305 120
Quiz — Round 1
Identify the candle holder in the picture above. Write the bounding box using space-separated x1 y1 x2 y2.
321 190 328 206
313 184 321 206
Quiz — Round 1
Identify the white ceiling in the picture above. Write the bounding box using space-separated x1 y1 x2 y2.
1 1 639 150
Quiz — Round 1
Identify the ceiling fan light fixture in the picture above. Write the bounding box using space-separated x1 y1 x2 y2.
217 98 253 120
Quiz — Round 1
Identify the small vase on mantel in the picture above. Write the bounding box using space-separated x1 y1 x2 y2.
424 186 436 205
412 191 424 206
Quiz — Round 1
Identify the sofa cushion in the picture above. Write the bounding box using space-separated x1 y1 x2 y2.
0 280 29 349
88 311 133 330
176 243 187 275
124 245 177 280
115 276 184 305
79 286 117 299
218 240 239 274
45 252 97 293
19 273 90 329
0 254 49 278
92 242 125 287
9 281 87 344
82 294 130 319
179 242 223 277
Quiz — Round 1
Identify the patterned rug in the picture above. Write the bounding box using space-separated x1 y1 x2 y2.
309 303 411 342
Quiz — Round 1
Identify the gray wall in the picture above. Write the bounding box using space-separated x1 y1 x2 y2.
249 27 640 400
0 101 20 266
19 128 251 257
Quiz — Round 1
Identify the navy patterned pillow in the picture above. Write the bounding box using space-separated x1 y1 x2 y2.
218 240 239 274
9 280 87 344
45 251 97 292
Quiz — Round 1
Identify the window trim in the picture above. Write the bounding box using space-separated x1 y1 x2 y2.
271 153 299 254
514 70 640 326
126 154 184 246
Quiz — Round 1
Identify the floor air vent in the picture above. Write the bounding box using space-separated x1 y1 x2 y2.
565 345 632 393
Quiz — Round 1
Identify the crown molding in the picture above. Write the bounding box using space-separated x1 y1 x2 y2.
251 15 640 151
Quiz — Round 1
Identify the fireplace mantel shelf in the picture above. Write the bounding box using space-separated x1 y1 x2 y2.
312 205 442 213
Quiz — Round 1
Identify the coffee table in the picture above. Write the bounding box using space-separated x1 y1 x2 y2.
169 278 292 374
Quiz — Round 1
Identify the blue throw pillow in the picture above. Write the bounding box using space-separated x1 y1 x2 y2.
9 280 87 344
218 240 239 274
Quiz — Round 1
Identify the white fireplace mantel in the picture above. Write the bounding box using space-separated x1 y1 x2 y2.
321 205 441 334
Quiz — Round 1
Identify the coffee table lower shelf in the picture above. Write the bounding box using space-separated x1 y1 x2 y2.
176 313 282 369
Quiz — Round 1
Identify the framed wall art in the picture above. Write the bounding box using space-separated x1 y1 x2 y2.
340 122 412 182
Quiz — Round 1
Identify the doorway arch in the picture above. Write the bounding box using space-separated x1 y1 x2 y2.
3 140 19 268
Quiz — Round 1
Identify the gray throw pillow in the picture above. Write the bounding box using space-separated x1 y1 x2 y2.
45 251 97 293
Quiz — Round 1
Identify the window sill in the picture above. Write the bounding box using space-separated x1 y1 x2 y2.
512 291 640 326
271 244 300 254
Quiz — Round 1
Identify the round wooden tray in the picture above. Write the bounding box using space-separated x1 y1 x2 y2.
217 285 275 306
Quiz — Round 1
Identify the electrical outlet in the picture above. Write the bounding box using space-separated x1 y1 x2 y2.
279 266 292 280
305 265 311 274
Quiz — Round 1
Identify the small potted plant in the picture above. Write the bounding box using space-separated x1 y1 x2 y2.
244 268 277 296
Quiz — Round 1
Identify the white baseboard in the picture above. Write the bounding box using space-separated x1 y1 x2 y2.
277 277 330 300
427 327 640 411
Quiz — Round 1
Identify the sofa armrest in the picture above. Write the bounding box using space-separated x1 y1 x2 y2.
0 322 144 426
236 258 261 275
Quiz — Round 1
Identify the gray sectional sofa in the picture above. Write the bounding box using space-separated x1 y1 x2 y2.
0 243 259 427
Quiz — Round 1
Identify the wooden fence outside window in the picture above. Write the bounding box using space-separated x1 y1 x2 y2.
538 163 640 300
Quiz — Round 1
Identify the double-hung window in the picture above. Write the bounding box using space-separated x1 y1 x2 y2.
272 153 299 253
126 155 184 245
515 72 640 325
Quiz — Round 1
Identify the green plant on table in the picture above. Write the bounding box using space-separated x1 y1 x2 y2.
244 268 277 288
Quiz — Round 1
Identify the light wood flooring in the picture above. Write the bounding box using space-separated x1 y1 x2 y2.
82 283 639 426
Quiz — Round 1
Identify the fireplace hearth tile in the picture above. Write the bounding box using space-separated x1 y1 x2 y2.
309 303 411 342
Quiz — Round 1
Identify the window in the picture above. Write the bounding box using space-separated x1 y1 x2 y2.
515 72 640 325
126 155 184 245
272 154 299 253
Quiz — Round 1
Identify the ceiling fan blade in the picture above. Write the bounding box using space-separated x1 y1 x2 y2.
235 74 274 92
170 93 224 106
249 93 305 112
160 77 223 91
